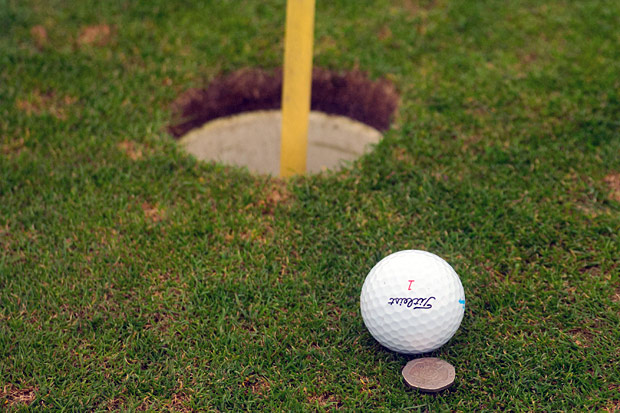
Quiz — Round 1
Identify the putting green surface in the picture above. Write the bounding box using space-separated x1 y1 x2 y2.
1 0 619 410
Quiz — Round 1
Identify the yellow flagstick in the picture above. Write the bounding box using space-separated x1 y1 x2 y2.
280 0 316 177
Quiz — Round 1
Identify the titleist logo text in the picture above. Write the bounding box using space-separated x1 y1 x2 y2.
387 297 435 309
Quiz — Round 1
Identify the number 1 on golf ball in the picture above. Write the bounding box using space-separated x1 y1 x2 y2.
360 250 466 354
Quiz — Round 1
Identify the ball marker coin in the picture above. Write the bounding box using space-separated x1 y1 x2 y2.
402 357 456 392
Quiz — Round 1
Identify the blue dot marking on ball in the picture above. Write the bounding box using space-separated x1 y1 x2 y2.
459 299 466 309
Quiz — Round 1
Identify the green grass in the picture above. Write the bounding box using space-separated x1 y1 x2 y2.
1 0 619 410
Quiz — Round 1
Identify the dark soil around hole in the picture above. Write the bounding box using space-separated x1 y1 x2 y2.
168 68 399 138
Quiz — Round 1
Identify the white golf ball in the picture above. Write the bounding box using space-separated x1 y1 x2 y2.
360 250 465 354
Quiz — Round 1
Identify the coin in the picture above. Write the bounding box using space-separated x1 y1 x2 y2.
402 357 455 392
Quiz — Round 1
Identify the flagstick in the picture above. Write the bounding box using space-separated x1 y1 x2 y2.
280 0 316 177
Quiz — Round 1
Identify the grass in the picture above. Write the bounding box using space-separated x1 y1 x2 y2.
1 0 619 410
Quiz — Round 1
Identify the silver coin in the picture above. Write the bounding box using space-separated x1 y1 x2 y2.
402 357 456 392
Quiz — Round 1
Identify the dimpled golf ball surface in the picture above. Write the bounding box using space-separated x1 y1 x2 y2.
360 250 465 354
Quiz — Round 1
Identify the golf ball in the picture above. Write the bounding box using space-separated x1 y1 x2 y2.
360 250 465 354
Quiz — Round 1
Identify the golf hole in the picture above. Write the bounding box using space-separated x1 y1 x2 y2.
168 68 399 175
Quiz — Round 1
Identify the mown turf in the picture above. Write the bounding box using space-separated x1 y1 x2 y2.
1 0 619 410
